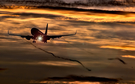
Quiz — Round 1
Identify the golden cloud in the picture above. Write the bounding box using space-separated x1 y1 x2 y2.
1 8 135 22
100 45 135 51
122 55 135 59
30 81 101 84
0 61 78 66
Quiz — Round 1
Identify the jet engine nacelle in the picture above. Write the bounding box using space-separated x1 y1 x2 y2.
47 37 50 40
44 40 47 43
26 36 31 40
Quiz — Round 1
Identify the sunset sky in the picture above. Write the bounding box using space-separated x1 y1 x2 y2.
0 2 135 84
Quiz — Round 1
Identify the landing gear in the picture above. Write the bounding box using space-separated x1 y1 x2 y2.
33 40 36 43
44 41 47 43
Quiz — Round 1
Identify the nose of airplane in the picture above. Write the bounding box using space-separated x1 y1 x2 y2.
31 28 39 35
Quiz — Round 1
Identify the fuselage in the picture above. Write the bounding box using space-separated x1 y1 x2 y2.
31 28 48 42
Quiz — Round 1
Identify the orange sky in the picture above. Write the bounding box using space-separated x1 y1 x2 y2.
1 8 135 22
1 8 135 83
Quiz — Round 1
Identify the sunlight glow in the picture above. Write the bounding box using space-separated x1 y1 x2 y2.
37 36 42 41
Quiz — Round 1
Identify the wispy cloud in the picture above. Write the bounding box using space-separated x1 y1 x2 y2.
1 7 135 83
122 55 135 59
100 45 135 51
1 8 135 22
0 61 78 66
1 0 135 8
30 81 101 84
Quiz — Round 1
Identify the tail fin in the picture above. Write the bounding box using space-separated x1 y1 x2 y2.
45 23 48 35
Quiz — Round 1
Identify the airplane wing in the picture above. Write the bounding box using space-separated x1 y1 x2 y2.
8 30 33 40
48 31 77 39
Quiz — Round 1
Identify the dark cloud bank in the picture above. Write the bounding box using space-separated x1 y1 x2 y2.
35 75 120 83
0 68 7 71
0 0 135 9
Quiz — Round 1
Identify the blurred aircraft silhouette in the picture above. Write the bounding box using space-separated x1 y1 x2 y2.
8 23 77 43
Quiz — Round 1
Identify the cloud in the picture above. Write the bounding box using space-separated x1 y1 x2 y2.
0 61 78 67
30 75 120 83
108 58 126 64
0 68 7 71
1 6 135 83
28 42 91 71
1 8 135 22
1 0 135 8
122 55 135 59
100 45 135 51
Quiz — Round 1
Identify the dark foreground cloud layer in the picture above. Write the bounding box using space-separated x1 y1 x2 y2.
42 75 120 82
1 0 135 7
30 75 120 83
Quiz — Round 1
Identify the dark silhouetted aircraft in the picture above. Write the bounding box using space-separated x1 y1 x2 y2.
8 23 77 43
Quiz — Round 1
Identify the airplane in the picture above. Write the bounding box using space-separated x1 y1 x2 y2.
8 23 77 43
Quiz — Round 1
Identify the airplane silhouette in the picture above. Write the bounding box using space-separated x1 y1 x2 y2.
8 23 77 43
